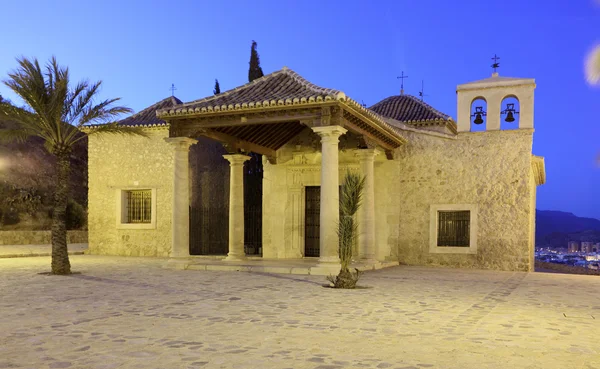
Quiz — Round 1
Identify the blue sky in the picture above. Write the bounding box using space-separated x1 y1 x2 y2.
1 0 599 218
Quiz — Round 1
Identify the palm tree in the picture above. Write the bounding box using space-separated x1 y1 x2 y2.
327 171 365 289
585 45 600 85
0 56 144 275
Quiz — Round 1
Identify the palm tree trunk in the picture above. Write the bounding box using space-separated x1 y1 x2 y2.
51 151 71 275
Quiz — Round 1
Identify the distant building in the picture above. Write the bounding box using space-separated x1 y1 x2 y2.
581 242 594 253
568 241 580 253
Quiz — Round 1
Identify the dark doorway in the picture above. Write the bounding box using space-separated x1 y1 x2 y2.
244 152 263 255
304 186 343 258
304 186 321 257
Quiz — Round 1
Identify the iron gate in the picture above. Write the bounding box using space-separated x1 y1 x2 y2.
189 206 228 255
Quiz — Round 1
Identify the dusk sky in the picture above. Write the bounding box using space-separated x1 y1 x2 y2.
1 0 599 219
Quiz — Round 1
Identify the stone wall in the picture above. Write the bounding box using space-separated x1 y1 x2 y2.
382 129 535 271
0 231 88 245
87 128 174 257
262 129 367 259
263 127 536 271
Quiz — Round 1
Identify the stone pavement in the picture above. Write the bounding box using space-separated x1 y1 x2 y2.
0 243 88 258
0 255 599 369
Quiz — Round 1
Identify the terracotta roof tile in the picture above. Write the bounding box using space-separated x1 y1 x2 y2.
117 96 182 127
368 95 452 124
156 67 344 117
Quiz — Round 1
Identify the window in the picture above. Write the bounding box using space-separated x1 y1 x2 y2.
116 188 156 229
437 211 470 247
125 190 152 223
429 204 477 254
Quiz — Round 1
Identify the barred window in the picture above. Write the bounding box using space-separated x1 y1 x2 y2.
125 190 152 224
437 211 470 247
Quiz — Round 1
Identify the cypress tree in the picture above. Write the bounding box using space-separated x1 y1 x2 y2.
213 79 221 95
248 40 264 82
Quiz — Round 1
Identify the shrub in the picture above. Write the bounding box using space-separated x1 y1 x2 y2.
66 199 86 230
2 208 20 226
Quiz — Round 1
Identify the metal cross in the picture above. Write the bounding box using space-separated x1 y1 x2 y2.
491 54 500 73
418 80 429 101
397 71 409 94
170 83 177 97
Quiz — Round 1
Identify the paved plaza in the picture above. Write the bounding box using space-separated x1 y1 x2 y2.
1 256 599 369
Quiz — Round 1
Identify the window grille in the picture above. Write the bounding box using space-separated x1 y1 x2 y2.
126 190 152 223
437 210 470 247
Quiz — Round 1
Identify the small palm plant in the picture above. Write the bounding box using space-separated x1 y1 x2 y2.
327 171 365 289
0 57 145 275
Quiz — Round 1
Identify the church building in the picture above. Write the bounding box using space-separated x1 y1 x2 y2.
84 67 545 272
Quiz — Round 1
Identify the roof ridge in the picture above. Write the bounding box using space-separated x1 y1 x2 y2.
369 94 453 123
402 94 452 120
124 95 181 121
280 67 344 98
180 68 290 108
173 67 344 112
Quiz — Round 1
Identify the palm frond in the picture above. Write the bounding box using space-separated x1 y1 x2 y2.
0 102 43 135
3 56 142 153
78 98 133 126
0 128 31 143
339 171 365 217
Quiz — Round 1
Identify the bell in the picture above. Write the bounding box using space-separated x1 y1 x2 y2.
505 111 515 123
473 113 484 124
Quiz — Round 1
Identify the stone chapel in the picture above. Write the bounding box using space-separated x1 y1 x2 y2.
84 67 545 272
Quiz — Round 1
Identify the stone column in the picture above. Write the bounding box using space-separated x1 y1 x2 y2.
223 154 251 261
312 126 347 265
165 137 197 258
356 149 378 262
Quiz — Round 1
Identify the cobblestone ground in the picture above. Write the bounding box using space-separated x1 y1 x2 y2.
1 256 599 369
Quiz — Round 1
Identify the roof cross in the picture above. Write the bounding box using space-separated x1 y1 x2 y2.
170 83 177 97
397 71 409 95
491 54 500 73
418 80 429 102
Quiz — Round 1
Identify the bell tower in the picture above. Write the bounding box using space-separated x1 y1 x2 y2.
456 71 536 132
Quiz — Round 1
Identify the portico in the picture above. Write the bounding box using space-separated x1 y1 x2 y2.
159 67 405 272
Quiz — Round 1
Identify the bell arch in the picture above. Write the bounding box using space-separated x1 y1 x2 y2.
470 97 488 132
500 95 520 130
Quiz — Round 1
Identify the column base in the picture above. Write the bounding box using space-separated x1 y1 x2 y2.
224 253 247 262
170 251 191 259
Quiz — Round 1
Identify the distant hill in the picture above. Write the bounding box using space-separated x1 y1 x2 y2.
0 102 87 229
536 210 600 249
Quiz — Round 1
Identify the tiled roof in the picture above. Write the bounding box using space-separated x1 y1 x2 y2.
156 67 345 117
117 96 182 127
156 67 407 148
368 95 453 124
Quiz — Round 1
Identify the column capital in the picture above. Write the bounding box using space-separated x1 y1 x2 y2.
355 148 380 161
223 154 251 166
311 125 347 141
164 137 197 150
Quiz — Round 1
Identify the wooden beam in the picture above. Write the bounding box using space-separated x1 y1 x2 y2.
183 113 321 128
195 129 276 159
342 118 395 151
